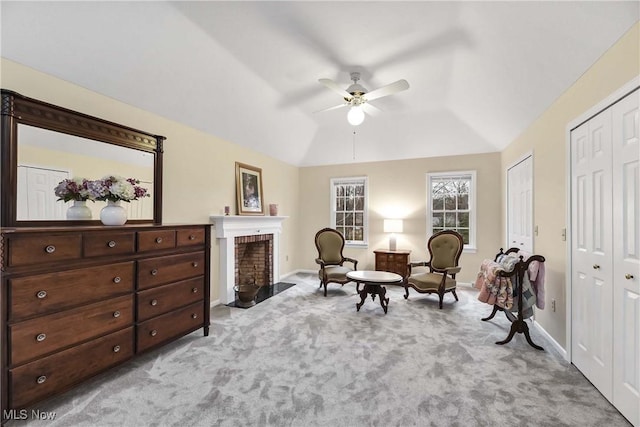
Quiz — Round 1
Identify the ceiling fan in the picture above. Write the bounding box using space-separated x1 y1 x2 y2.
316 72 410 125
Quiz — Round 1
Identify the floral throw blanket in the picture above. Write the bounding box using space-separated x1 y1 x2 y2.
475 252 545 318
474 256 518 309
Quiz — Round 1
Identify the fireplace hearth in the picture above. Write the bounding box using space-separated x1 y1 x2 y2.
227 282 296 308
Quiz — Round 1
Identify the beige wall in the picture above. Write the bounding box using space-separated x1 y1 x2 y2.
298 152 502 284
1 59 300 302
500 23 639 349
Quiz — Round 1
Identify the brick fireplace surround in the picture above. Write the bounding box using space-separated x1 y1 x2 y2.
210 215 286 304
235 234 273 287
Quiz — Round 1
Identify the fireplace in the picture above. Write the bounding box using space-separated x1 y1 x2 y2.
210 215 286 304
235 234 273 287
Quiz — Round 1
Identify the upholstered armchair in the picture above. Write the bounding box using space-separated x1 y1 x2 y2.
314 228 358 297
404 230 464 309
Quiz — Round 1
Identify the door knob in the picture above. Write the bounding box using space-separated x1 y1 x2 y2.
625 274 634 280
593 264 600 270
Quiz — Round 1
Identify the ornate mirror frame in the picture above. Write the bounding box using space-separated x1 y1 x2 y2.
0 89 164 227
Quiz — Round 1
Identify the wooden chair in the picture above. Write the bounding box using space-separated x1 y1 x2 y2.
314 228 358 297
404 230 464 308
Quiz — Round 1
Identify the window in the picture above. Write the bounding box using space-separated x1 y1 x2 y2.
427 171 476 251
330 177 368 246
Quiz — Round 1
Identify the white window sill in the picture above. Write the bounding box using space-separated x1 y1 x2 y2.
463 246 477 254
345 242 368 248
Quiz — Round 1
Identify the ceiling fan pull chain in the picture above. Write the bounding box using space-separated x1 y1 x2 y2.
353 130 356 160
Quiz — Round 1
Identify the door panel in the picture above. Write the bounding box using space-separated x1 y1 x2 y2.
571 109 614 402
17 165 68 220
507 155 532 252
611 90 640 426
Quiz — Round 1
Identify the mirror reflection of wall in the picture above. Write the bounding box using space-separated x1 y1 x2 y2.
17 124 155 221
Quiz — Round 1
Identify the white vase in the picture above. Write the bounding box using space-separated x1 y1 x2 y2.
66 200 92 220
100 200 127 226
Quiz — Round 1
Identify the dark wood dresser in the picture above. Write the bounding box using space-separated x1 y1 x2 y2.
0 224 211 414
374 249 411 282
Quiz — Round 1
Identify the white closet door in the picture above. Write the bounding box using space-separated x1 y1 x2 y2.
507 155 533 252
124 181 153 220
611 90 640 426
570 108 614 401
17 165 68 220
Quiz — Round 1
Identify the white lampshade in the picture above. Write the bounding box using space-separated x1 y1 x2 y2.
383 219 403 233
347 106 365 126
383 219 403 251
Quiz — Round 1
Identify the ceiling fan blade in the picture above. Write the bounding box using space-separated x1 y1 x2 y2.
364 79 410 102
362 103 382 116
313 103 348 114
319 78 353 100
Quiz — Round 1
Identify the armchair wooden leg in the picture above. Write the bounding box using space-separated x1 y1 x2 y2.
438 292 444 309
452 289 459 301
323 283 328 297
404 286 409 299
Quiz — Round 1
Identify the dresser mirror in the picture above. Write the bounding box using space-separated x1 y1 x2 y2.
1 89 164 227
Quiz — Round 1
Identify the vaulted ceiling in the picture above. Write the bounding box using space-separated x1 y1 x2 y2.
2 1 638 166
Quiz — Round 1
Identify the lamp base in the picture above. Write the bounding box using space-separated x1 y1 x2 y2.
389 235 397 251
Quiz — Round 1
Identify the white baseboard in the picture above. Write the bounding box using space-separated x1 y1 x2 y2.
210 298 221 307
533 319 567 359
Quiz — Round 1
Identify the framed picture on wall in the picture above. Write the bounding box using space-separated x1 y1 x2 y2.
235 162 264 215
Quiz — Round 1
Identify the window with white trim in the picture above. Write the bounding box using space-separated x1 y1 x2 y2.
330 177 368 246
427 171 476 251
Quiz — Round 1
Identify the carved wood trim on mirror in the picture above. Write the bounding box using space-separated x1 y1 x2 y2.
0 89 164 227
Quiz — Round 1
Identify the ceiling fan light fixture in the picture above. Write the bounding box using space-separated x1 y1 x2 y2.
347 105 365 126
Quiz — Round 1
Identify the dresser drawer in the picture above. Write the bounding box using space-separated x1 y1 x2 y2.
10 295 133 366
137 229 176 252
176 228 205 247
5 234 82 267
137 252 205 290
137 302 204 353
137 277 204 322
83 231 135 257
9 262 135 322
10 327 134 408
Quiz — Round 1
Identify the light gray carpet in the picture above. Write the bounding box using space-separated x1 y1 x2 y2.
11 272 631 427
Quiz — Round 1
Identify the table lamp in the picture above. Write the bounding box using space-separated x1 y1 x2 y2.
383 219 403 251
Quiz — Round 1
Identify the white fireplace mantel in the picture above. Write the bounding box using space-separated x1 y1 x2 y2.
210 215 287 304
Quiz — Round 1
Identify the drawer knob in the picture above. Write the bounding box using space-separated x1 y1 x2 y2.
151 269 158 276
191 313 198 319
45 245 56 254
113 276 121 284
189 235 196 240
108 240 117 248
36 333 46 342
150 299 158 306
150 330 157 337
155 237 163 243
192 287 198 293
113 311 121 318
626 274 634 280
36 290 48 299
113 345 121 353
36 375 47 384
192 262 199 268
